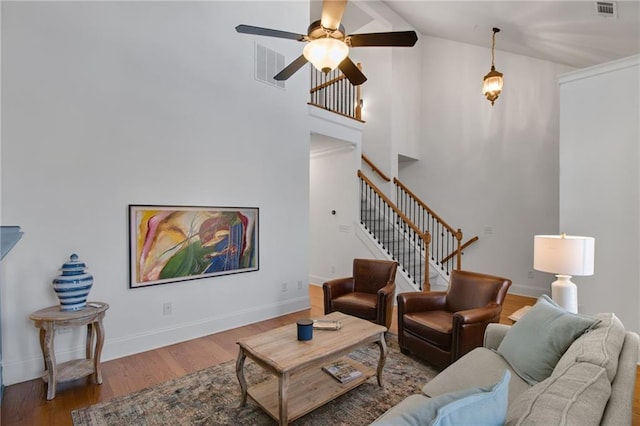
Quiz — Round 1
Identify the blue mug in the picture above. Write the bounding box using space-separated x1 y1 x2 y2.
297 319 313 341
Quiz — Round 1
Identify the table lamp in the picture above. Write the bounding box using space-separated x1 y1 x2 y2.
533 234 595 313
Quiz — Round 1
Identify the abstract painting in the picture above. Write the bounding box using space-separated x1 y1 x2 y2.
129 205 259 288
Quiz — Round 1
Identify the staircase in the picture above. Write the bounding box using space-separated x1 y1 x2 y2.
358 170 432 290
306 66 477 291
360 196 429 287
358 167 478 292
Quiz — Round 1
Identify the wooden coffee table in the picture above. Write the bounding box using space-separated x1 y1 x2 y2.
235 312 387 425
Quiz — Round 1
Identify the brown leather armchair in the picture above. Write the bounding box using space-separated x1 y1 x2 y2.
323 259 398 330
397 269 511 369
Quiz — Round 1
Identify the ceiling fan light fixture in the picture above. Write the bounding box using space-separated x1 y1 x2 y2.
303 37 348 73
482 27 503 106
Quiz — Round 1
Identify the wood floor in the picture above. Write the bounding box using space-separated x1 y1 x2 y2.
2 286 638 425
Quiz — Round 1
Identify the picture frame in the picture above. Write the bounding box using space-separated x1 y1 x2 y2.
128 205 259 288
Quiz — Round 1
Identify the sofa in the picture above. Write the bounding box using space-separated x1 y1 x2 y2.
372 295 639 425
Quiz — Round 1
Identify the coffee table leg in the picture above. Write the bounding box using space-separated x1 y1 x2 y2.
279 373 289 426
235 348 248 407
375 335 388 387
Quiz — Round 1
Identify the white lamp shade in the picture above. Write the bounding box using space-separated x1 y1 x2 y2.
303 38 348 73
533 235 595 276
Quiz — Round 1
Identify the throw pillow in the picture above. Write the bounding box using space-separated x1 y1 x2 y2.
496 295 599 385
432 370 510 426
370 370 510 426
552 312 626 381
506 362 611 426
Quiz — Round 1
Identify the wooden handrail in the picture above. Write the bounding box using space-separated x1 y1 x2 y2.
360 171 426 239
393 177 460 238
309 63 363 121
440 236 479 264
358 170 431 290
309 74 348 94
362 154 391 182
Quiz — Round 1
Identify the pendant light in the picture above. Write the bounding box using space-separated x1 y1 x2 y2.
482 27 503 106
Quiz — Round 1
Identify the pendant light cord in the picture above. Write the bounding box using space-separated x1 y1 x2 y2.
491 27 500 68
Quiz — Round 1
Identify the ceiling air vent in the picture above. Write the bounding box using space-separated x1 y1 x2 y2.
596 1 617 18
255 43 285 89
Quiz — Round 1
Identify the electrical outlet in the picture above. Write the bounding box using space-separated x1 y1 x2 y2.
297 280 303 290
163 302 172 315
528 270 535 279
57 327 71 335
281 282 288 292
331 265 336 273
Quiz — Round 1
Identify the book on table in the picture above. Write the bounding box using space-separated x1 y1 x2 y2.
322 360 362 384
312 319 342 330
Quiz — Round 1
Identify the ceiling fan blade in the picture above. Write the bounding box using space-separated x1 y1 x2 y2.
348 31 418 47
235 24 306 41
321 0 347 32
338 57 367 86
274 55 309 81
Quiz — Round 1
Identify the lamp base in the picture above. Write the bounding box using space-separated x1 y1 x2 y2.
551 274 578 313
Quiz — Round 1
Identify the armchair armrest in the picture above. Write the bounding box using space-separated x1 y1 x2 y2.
397 291 447 314
377 281 395 298
453 304 502 325
323 277 355 298
452 304 504 359
377 281 396 331
323 277 355 314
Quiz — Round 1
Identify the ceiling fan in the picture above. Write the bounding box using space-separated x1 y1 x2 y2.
235 0 418 86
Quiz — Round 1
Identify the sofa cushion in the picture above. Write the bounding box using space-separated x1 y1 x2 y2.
553 312 625 382
505 362 610 426
496 295 599 385
369 394 435 426
332 292 377 321
432 370 510 426
403 310 454 348
371 371 510 426
422 347 529 405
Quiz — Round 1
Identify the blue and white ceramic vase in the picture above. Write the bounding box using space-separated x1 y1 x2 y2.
52 253 93 311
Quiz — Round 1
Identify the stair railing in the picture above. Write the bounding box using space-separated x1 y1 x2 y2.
358 170 431 291
394 177 478 276
361 154 391 182
309 64 364 122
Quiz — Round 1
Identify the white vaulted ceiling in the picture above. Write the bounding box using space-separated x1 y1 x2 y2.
382 0 640 68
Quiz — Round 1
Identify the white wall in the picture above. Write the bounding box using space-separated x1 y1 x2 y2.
1 1 310 385
345 1 424 190
559 56 640 333
399 35 573 296
309 135 359 282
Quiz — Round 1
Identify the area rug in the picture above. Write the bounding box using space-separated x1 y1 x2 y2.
72 338 438 425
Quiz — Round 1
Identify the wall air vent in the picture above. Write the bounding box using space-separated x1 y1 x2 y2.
596 1 617 18
255 43 285 89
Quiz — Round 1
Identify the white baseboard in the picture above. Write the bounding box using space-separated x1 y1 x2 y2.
508 283 547 298
3 296 309 386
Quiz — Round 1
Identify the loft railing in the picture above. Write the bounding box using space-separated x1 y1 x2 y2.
394 177 478 276
358 170 431 291
309 64 364 122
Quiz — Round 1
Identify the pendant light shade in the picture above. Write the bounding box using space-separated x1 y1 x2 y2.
303 37 349 74
482 28 503 106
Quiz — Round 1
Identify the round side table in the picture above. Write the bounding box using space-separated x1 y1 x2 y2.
29 302 109 400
